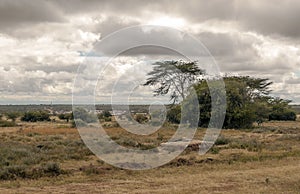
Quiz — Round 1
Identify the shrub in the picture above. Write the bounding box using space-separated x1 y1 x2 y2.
0 165 27 180
42 162 61 176
104 117 112 122
21 111 50 122
0 120 16 127
135 114 148 124
269 110 296 121
268 98 297 121
80 164 103 175
215 135 231 145
58 113 73 122
5 112 20 122
210 146 220 154
229 139 262 152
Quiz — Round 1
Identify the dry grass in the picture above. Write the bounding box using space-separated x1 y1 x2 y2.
0 119 300 193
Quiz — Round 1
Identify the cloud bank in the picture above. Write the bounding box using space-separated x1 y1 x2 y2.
0 0 299 104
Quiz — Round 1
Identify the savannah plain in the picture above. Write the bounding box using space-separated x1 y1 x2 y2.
0 114 299 194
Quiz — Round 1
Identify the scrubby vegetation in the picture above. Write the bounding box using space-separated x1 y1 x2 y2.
21 111 51 122
0 131 93 180
98 110 112 122
0 114 299 193
0 120 16 127
58 113 73 122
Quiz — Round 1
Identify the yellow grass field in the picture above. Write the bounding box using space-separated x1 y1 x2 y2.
0 119 300 193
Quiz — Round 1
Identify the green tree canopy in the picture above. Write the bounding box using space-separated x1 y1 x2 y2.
143 60 205 103
167 76 294 129
6 112 19 122
194 76 296 128
21 111 50 122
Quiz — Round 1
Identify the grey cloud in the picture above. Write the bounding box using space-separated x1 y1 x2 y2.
92 16 140 38
285 77 300 85
0 0 66 29
51 0 300 38
236 0 300 38
197 32 259 58
23 64 79 74
218 53 298 74
52 0 236 21
93 26 211 57
52 0 155 15
2 0 300 39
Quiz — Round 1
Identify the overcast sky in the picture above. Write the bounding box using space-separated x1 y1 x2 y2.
1 0 300 104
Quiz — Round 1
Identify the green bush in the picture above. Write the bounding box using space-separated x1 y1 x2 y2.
269 110 296 121
58 113 73 122
268 98 297 121
21 111 50 122
5 112 20 122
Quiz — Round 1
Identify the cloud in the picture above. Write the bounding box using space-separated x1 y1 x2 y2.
48 0 300 39
0 0 65 30
235 0 300 38
1 0 300 104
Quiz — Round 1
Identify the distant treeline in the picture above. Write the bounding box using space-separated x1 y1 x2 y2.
1 103 299 115
0 104 72 113
0 104 164 114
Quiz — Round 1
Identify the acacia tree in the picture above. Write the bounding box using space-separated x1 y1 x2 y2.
6 112 19 122
194 76 294 128
143 60 205 103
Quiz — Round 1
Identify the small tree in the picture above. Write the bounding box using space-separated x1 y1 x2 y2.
6 112 19 122
58 113 73 122
143 60 205 103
